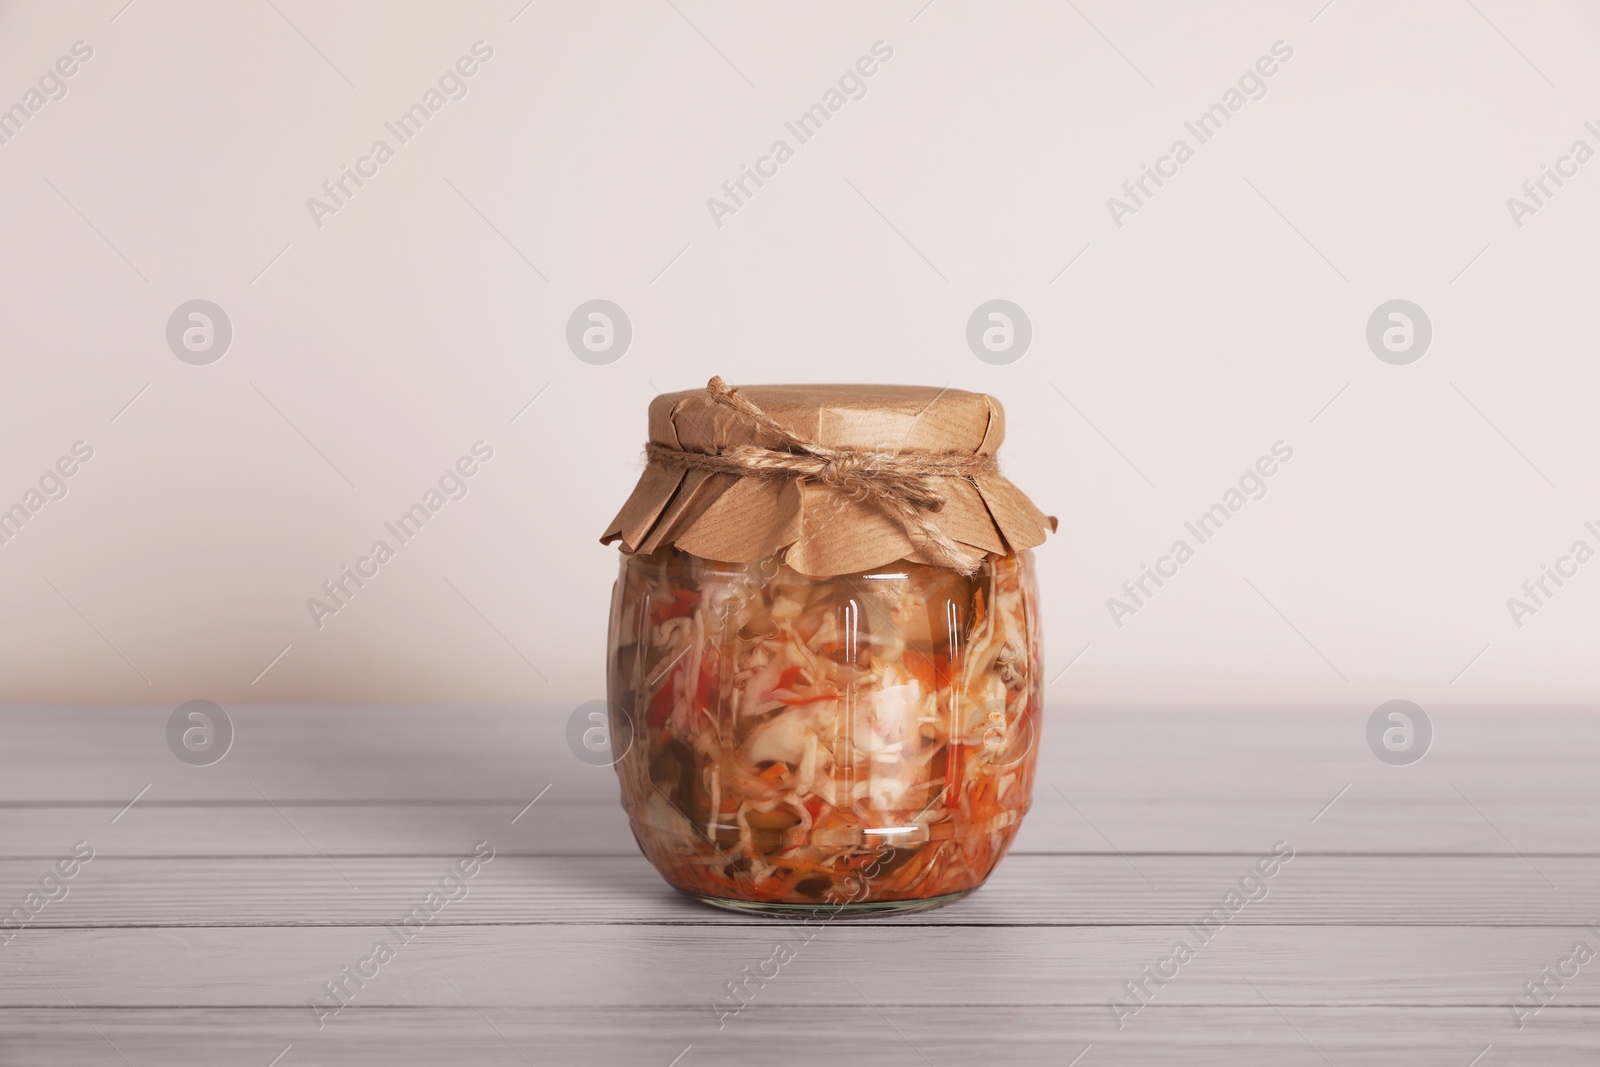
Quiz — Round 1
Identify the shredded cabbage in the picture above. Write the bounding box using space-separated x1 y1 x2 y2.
607 548 1041 910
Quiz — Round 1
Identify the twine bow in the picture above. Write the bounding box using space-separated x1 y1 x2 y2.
645 377 997 574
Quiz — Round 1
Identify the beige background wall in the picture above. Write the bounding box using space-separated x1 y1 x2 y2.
2 0 1597 711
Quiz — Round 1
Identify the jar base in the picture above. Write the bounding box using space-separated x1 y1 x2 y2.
684 888 975 919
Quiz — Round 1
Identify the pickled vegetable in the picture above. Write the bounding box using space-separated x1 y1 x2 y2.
607 547 1042 910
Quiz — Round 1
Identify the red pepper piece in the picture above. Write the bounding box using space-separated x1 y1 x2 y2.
646 665 678 729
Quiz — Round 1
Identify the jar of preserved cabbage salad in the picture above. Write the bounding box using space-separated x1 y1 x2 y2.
601 378 1054 916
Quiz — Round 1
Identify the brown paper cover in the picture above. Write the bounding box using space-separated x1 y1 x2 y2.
600 383 1055 577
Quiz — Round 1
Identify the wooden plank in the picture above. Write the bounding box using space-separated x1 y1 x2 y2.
2 854 1597 927
7 703 1596 1065
6 706 1600 803
4 925 1597 1008
5 797 1598 858
0 1006 1593 1067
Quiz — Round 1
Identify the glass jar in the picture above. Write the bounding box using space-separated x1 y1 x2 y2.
606 544 1042 916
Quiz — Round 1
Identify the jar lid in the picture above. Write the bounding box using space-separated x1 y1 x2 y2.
600 379 1055 577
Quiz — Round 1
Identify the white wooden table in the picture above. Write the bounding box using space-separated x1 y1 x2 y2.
3 706 1597 1065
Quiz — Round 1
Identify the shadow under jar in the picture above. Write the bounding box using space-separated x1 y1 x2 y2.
607 546 1043 916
